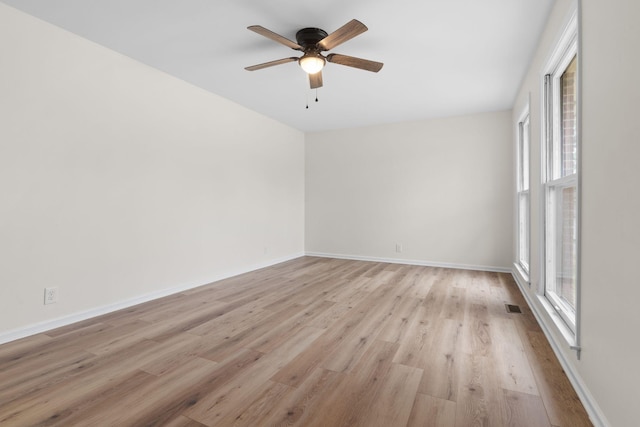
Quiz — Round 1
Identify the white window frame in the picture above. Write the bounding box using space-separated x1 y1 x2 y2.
516 105 531 281
540 9 581 349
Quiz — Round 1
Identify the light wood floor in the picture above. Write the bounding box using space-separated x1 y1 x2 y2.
0 257 592 426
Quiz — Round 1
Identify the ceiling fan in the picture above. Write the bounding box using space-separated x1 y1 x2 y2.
245 19 383 89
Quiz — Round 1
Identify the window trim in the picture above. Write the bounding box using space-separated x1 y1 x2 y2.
539 8 581 356
516 104 531 281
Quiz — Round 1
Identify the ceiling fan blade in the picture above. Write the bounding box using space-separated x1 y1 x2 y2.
245 57 298 71
309 71 323 89
326 53 383 72
247 25 302 50
317 19 368 51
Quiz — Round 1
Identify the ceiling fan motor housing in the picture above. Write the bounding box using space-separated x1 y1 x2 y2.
295 28 328 49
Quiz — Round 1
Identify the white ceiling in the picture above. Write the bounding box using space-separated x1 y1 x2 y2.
2 0 554 132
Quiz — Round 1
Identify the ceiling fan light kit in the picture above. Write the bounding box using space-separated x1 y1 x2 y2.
299 53 325 74
245 19 383 89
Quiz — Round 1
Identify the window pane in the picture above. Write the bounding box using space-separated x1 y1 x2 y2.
517 113 530 273
556 185 577 310
522 117 530 191
518 192 529 270
560 56 577 177
543 13 578 334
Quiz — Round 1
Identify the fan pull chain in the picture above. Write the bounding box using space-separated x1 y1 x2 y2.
305 90 319 109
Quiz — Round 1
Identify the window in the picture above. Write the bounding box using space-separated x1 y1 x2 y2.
542 14 579 332
516 109 530 278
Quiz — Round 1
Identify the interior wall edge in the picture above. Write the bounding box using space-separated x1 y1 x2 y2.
511 267 610 427
0 252 305 346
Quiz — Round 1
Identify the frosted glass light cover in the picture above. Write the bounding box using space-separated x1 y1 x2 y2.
299 55 325 74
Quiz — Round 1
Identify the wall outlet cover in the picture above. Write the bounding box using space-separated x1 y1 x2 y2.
44 287 58 305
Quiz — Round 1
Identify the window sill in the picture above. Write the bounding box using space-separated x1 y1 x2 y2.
537 294 580 356
513 262 530 286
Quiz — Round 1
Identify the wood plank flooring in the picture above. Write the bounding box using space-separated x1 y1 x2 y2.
0 257 592 426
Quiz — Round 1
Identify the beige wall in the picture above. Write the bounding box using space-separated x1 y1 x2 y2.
0 5 305 338
512 1 640 426
306 111 513 271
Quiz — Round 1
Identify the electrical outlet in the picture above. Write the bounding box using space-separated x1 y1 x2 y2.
396 243 403 253
44 287 58 305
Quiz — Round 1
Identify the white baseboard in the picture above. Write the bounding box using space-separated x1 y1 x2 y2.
511 268 610 427
305 251 511 273
0 252 304 345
